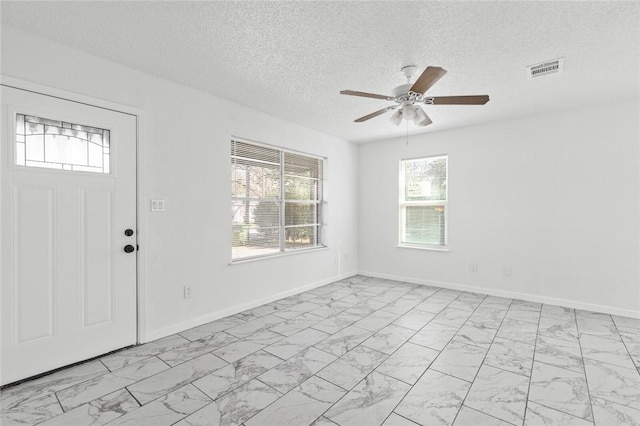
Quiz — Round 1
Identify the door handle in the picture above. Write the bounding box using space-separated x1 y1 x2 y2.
124 245 135 253
124 229 134 236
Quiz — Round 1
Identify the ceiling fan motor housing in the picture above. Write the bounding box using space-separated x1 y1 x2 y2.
392 83 413 98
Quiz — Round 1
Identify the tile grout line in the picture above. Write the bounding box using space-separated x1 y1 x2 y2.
52 390 66 415
124 386 143 408
452 297 517 425
98 358 112 373
156 354 172 369
463 405 521 426
382 411 420 426
526 400 596 425
574 309 597 425
520 302 544 426
610 316 640 374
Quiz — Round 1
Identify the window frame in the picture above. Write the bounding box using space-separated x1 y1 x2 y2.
231 138 325 262
14 112 112 175
398 154 449 250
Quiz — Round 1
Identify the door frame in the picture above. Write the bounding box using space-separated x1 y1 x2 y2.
0 75 149 345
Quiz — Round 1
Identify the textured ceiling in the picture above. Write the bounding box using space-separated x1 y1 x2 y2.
2 1 639 143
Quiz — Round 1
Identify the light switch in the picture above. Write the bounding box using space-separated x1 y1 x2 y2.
151 199 165 212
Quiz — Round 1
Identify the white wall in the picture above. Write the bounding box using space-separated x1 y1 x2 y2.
1 27 359 340
359 100 640 317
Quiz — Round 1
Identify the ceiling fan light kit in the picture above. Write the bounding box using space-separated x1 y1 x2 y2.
389 109 403 126
341 65 490 127
401 103 417 120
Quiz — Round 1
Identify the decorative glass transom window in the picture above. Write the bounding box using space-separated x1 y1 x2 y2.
399 155 448 247
231 139 324 260
16 114 110 173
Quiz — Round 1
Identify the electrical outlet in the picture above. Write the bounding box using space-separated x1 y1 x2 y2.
469 263 478 273
183 286 192 299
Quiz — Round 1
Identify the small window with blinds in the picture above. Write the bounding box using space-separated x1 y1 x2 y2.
231 139 324 260
399 155 448 248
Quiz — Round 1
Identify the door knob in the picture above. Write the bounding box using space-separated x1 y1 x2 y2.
124 245 135 253
124 229 134 236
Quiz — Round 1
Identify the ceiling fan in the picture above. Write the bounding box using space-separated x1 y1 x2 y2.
340 65 489 127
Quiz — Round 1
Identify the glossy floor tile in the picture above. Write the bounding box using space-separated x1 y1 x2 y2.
2 275 639 426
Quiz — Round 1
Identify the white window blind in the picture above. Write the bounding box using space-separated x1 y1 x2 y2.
231 139 323 260
399 155 448 247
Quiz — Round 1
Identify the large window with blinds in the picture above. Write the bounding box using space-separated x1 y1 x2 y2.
399 155 448 248
231 139 324 260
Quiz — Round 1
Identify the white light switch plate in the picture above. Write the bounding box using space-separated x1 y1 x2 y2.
151 199 165 212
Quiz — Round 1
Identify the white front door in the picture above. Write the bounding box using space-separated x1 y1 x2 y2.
1 85 137 385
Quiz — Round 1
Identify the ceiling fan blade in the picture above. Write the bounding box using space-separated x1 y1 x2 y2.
418 113 433 127
354 107 392 122
409 66 447 95
340 90 392 100
431 95 490 105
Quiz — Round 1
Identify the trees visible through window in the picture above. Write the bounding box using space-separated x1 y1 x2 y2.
231 139 323 260
399 155 448 247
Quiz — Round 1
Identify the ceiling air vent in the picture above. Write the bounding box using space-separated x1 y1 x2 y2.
527 58 564 79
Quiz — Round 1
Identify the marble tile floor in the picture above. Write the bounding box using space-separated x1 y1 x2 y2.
2 275 640 426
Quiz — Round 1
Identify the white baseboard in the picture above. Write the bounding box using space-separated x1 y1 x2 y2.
359 270 640 319
143 271 358 343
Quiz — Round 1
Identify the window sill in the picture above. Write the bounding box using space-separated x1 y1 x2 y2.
229 246 328 265
397 244 450 252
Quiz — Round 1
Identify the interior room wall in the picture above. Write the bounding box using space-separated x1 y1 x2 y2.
1 27 359 340
358 99 640 317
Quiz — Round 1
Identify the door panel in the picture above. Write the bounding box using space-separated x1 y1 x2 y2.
14 185 55 344
83 189 114 327
1 86 137 385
